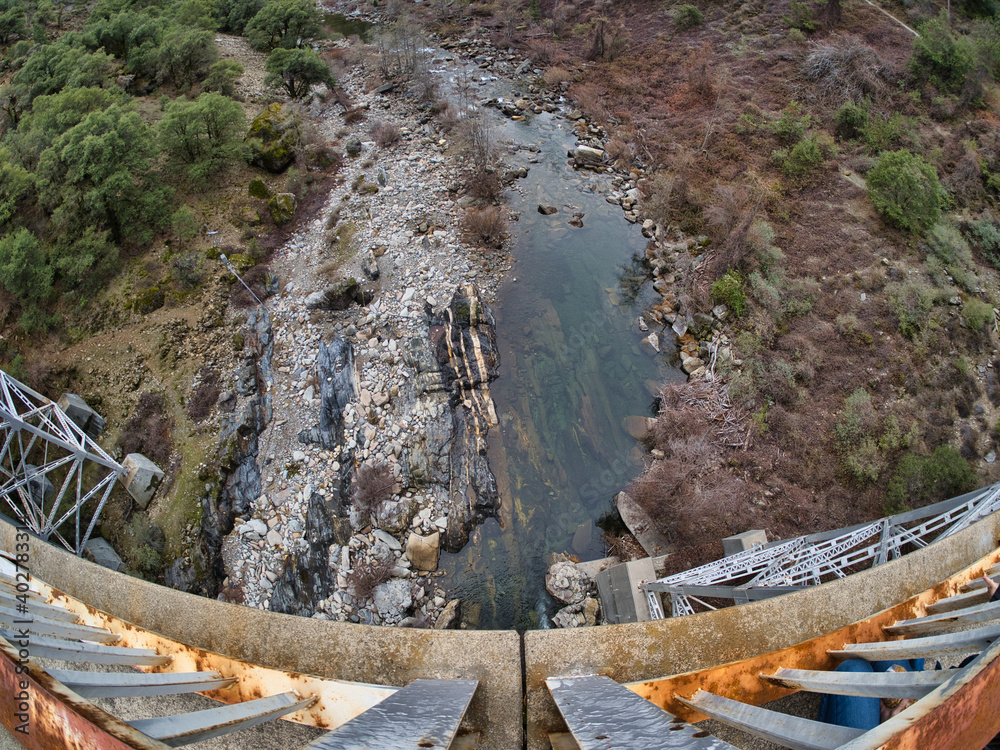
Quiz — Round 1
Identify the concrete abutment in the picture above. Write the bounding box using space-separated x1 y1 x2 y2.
3 513 1000 748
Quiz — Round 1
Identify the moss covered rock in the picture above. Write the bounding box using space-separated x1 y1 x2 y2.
248 177 272 200
267 192 296 225
246 103 300 174
133 286 165 314
225 253 256 272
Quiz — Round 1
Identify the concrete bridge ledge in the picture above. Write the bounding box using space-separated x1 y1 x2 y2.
4 509 1000 750
0 518 521 750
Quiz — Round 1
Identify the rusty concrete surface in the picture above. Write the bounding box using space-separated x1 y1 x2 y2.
4 510 1000 750
523 512 1000 749
0 518 522 750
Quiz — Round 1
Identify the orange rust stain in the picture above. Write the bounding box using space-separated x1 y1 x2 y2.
630 556 1000 722
881 651 1000 749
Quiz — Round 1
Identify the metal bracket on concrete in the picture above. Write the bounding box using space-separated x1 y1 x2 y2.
307 678 479 750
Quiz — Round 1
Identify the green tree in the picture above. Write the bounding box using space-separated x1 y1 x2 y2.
910 14 974 94
11 38 116 106
36 104 170 245
86 10 156 58
886 445 976 510
49 226 117 293
203 59 243 96
0 0 26 44
0 150 34 228
212 0 265 34
264 47 331 98
867 150 943 234
172 0 217 30
245 0 321 51
7 87 121 169
158 92 247 185
0 228 51 301
157 25 218 88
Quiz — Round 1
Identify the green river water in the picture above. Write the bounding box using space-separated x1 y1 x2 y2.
439 110 684 630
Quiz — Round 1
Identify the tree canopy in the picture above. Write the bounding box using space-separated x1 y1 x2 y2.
265 46 331 98
245 0 321 51
159 92 247 185
36 104 170 245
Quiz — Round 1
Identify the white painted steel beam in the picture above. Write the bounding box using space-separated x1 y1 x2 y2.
642 482 1000 619
0 371 124 554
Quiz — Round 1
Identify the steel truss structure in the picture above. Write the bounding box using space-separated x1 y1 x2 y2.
642 482 1000 619
0 371 123 554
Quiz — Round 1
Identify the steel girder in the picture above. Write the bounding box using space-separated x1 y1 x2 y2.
0 371 123 554
643 482 1000 619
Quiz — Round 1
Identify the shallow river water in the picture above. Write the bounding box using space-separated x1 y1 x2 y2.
439 107 684 630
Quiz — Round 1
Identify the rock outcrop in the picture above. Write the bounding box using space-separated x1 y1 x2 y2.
297 337 356 451
246 103 300 174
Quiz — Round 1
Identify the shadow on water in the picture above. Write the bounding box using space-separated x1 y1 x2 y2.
439 110 685 630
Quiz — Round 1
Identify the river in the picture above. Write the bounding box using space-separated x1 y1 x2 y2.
438 93 684 629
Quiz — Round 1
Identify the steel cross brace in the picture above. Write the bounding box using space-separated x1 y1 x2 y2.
0 372 124 554
643 481 1000 620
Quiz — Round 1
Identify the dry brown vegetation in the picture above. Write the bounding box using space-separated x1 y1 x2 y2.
353 462 396 517
391 0 1000 563
461 206 509 249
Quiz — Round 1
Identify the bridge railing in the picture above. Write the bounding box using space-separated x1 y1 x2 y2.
642 481 1000 617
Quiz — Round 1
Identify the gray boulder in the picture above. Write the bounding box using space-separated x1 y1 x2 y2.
372 579 413 624
545 560 594 605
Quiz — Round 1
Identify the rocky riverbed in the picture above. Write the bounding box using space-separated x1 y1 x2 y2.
194 22 743 630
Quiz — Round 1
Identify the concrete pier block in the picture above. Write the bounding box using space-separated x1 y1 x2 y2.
84 538 125 572
723 529 768 557
122 453 164 509
57 393 106 439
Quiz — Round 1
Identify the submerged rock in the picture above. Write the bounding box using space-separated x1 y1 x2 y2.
435 599 462 629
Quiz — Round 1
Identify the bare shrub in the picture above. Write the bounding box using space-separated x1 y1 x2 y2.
682 44 718 102
573 82 609 123
543 66 571 87
805 35 892 103
343 108 366 125
374 15 426 80
370 120 401 148
628 436 747 543
641 148 696 227
187 367 220 422
346 556 395 601
462 206 509 249
458 110 497 174
230 265 274 308
353 462 395 516
603 532 645 561
119 392 174 466
605 137 634 169
704 181 768 274
457 110 503 201
433 101 459 132
585 18 628 62
465 168 503 202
